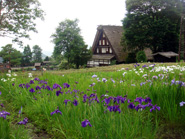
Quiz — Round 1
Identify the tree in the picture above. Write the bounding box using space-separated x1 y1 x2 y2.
51 19 91 68
21 45 32 66
0 44 22 67
32 45 42 62
0 0 44 44
44 56 50 61
122 0 182 53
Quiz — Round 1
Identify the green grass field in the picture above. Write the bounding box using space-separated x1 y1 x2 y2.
0 62 185 139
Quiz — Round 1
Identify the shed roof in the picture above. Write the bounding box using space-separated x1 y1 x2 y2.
152 52 178 58
92 25 127 62
34 63 41 66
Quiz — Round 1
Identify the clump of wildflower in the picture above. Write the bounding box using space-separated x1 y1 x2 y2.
0 111 10 119
89 83 95 87
150 105 160 112
18 117 28 125
92 74 97 78
107 105 121 113
63 83 70 88
28 73 32 78
81 119 92 127
64 100 71 106
56 90 63 96
180 101 185 107
29 88 35 93
73 99 78 106
51 107 62 115
102 78 107 83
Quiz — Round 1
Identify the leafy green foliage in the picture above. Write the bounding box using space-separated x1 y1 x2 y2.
0 44 22 67
32 45 42 63
51 19 92 69
0 0 44 45
21 45 32 66
122 0 182 53
136 51 147 62
44 56 50 61
126 52 136 63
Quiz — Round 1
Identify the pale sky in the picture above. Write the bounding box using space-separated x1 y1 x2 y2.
0 0 126 56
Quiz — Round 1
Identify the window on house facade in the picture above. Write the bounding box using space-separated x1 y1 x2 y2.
99 40 101 45
107 41 109 45
103 34 105 38
97 48 99 53
109 48 112 53
103 40 105 45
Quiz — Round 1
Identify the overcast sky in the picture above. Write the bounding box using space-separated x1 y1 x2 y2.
0 0 127 56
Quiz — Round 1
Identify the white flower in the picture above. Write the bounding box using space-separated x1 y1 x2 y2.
28 73 32 78
13 73 17 76
6 74 11 77
1 78 7 82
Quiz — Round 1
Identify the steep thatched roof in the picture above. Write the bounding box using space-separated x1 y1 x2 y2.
92 25 127 62
92 54 115 60
152 52 178 58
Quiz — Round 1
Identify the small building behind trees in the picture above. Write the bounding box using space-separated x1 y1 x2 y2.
152 52 178 62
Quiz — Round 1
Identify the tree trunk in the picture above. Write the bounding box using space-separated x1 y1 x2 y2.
178 16 183 62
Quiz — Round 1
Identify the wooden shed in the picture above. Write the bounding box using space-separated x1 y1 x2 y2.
34 63 41 70
152 52 178 62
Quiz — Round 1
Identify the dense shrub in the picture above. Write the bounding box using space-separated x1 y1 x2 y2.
136 51 147 62
126 53 136 63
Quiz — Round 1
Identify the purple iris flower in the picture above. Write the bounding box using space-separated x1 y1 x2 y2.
36 85 41 90
19 106 22 114
116 96 126 104
102 97 114 105
50 108 62 115
134 97 145 104
34 78 40 81
53 83 62 90
83 94 89 103
150 105 160 112
0 103 4 108
92 74 97 78
64 100 71 106
39 80 48 84
73 99 78 106
102 78 107 83
89 93 96 98
12 83 15 86
142 65 147 68
29 80 34 84
45 85 51 91
29 88 35 93
135 104 144 111
144 97 152 103
140 82 146 86
180 101 185 107
0 91 1 95
63 83 70 88
25 83 30 89
0 111 10 119
128 102 135 109
19 84 25 88
18 117 28 125
81 119 92 127
89 83 95 87
107 105 121 113
56 90 63 96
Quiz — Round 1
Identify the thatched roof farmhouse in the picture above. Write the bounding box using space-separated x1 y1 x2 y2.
87 25 153 67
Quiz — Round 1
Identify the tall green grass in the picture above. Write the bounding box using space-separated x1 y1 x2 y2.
0 63 185 138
